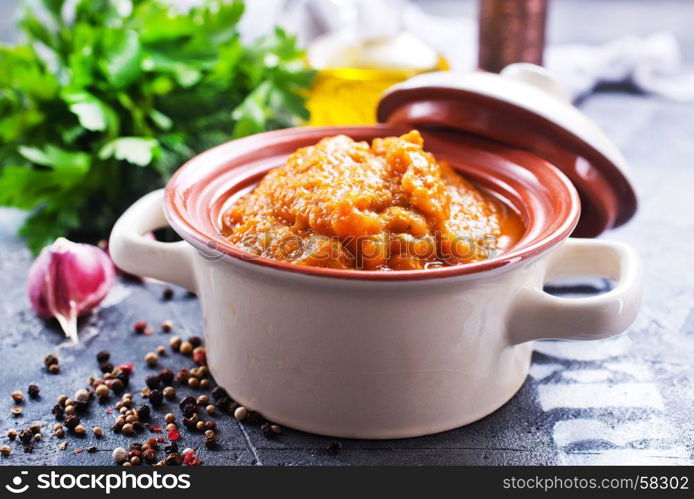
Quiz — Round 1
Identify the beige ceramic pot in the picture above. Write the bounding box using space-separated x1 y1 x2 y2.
110 66 642 439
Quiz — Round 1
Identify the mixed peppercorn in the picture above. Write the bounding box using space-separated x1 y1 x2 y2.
2 316 289 465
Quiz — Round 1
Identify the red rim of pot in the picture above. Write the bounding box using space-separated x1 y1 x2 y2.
164 125 581 281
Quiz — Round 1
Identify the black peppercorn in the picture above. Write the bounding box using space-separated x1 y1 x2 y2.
52 404 65 420
27 384 40 399
181 404 196 418
87 446 97 454
326 440 342 455
261 423 275 439
96 351 110 363
188 336 202 347
100 362 114 374
116 372 130 387
64 415 81 430
18 429 33 444
164 453 182 465
162 287 174 301
110 379 125 394
136 404 151 420
44 354 59 367
132 421 145 433
203 433 218 449
245 411 265 425
214 396 231 412
74 400 88 413
145 375 161 390
178 396 195 410
164 442 178 454
148 389 163 406
211 386 229 401
158 369 174 384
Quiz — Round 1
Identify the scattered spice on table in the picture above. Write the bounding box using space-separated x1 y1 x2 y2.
203 430 218 449
167 427 181 441
5 329 281 465
95 384 110 398
144 352 159 366
146 375 161 390
112 447 127 463
234 406 248 422
100 362 114 374
159 369 174 384
27 384 40 398
44 353 60 369
261 423 282 439
326 440 343 455
193 347 207 366
169 336 182 351
183 449 203 466
116 363 134 373
63 415 80 430
148 389 164 407
179 341 193 355
18 429 33 444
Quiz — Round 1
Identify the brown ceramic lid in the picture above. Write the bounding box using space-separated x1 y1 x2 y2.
377 63 637 237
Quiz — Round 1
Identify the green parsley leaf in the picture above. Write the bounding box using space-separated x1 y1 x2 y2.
0 0 314 254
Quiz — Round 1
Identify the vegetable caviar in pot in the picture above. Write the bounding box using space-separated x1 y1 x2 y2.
222 131 524 271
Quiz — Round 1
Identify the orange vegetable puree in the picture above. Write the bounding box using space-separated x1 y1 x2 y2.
222 130 524 271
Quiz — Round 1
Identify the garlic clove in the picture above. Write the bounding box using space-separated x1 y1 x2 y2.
28 238 115 344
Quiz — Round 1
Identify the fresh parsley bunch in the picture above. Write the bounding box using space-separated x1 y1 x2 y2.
0 0 314 253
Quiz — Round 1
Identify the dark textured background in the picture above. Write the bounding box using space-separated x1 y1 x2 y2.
1 0 693 465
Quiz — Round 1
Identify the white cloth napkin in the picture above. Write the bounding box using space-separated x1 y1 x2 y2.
546 32 694 101
239 0 694 102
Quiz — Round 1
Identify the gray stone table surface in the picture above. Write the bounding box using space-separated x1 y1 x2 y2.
1 0 694 466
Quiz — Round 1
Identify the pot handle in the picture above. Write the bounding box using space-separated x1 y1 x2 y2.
508 238 642 345
109 189 196 292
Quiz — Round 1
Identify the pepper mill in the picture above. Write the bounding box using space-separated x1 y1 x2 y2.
478 0 549 73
